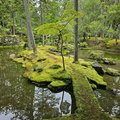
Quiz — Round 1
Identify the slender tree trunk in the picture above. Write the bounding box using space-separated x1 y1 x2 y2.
100 8 104 38
23 0 37 54
109 24 113 38
60 33 65 71
2 18 5 34
42 34 44 46
11 10 15 35
20 18 23 41
73 0 78 62
40 0 45 46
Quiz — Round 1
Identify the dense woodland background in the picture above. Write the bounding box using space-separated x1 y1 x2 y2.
0 0 120 48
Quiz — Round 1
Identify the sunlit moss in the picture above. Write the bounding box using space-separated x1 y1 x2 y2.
106 39 120 49
49 81 67 87
13 58 24 63
30 71 54 82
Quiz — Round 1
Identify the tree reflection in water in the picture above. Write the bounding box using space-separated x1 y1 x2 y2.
0 48 74 120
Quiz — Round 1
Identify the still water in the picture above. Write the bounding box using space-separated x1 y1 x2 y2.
0 48 75 120
79 49 120 118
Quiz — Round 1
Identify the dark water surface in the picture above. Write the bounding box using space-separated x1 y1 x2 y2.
0 48 75 120
79 49 120 118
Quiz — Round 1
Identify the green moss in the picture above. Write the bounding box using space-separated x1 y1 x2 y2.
89 50 104 60
52 70 72 81
90 83 97 89
30 71 53 82
13 58 24 63
49 64 61 69
49 81 67 87
22 61 33 70
71 61 107 87
106 39 120 49
34 66 43 72
80 61 93 67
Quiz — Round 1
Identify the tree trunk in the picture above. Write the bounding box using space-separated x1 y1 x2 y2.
40 0 45 46
42 34 45 46
100 8 104 38
11 9 15 35
20 18 23 41
73 0 78 62
60 33 65 71
23 0 37 54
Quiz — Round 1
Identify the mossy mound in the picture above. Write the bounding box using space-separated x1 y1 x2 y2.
48 81 68 92
13 45 107 91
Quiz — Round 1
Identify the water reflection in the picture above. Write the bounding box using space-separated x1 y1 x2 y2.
0 48 75 120
94 74 120 118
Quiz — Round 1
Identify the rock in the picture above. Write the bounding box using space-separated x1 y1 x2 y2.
106 68 120 76
101 58 116 65
10 54 16 59
0 36 19 46
92 61 104 74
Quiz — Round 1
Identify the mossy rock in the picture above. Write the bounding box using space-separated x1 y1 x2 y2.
85 67 107 87
48 81 68 92
106 68 120 76
101 58 116 65
71 63 107 87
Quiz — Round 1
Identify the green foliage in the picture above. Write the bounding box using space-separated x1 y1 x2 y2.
36 22 65 35
60 10 84 25
79 42 88 48
62 33 73 42
88 21 102 35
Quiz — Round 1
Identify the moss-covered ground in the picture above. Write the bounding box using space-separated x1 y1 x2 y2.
12 45 119 120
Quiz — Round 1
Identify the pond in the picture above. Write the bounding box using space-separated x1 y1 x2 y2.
79 49 120 119
0 48 76 120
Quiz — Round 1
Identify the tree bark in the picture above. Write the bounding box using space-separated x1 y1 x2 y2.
23 0 37 54
73 0 78 62
11 8 15 35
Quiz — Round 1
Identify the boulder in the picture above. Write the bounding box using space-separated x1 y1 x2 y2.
106 68 120 76
10 54 16 59
92 61 104 74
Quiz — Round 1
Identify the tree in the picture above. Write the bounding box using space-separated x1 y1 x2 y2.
88 21 102 44
73 0 78 63
36 10 83 70
23 0 37 54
